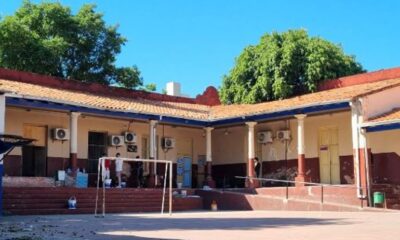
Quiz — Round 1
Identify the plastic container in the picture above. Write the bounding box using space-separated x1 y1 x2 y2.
75 172 88 188
68 196 77 209
105 179 112 188
57 170 66 181
374 192 385 205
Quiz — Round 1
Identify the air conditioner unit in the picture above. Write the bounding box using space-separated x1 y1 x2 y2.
162 137 175 149
257 131 273 143
51 128 69 141
276 130 291 141
109 135 124 147
124 132 137 144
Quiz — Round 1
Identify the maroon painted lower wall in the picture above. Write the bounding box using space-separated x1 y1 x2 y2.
212 156 355 187
371 152 400 184
3 155 22 176
3 155 86 177
340 155 354 184
212 163 247 188
262 158 320 184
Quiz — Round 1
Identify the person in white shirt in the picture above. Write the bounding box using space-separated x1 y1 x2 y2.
115 153 123 188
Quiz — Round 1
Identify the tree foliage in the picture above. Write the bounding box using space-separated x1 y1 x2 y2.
0 1 147 89
220 30 364 104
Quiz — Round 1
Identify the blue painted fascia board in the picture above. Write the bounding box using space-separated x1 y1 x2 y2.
6 97 209 127
6 97 350 128
211 101 350 126
365 122 400 132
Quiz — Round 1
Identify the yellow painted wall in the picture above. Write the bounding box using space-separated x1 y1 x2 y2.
6 107 70 157
212 111 353 165
5 107 206 163
368 129 400 155
212 126 247 165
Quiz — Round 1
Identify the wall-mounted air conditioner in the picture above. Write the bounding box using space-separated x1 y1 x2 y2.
124 132 137 144
276 130 291 141
51 128 69 141
257 131 273 143
109 135 124 147
162 137 175 149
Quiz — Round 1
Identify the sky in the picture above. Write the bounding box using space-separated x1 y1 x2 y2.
0 1 399 97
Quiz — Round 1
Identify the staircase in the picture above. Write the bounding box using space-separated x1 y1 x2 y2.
371 184 400 210
3 187 203 215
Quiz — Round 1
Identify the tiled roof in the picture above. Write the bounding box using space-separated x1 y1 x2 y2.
1 77 400 121
0 79 211 120
369 108 400 123
210 78 400 120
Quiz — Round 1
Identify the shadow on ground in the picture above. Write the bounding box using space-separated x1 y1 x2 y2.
1 213 351 240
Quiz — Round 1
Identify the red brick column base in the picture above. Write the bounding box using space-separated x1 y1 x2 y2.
70 153 78 170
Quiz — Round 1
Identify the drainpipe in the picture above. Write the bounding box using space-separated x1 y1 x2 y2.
362 128 372 206
350 100 363 198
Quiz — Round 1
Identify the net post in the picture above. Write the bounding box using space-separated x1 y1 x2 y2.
169 161 173 215
161 162 168 214
94 158 101 217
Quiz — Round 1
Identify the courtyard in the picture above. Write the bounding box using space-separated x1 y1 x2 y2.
1 210 400 240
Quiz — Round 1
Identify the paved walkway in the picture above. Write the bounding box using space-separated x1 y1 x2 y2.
1 210 400 240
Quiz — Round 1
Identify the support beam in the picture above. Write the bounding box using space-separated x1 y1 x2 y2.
70 112 80 170
204 127 215 187
294 114 309 186
148 120 158 187
246 121 258 188
351 101 368 199
0 94 4 215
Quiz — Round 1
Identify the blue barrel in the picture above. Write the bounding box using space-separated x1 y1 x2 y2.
0 164 3 215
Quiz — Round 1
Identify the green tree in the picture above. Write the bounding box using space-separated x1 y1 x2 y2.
0 1 145 89
220 29 364 104
140 83 157 92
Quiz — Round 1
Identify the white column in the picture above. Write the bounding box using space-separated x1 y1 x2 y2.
295 114 306 155
246 121 257 186
70 112 81 155
205 127 214 162
246 122 257 160
149 120 158 175
70 112 80 169
294 114 307 182
0 94 6 161
149 120 158 158
351 100 366 198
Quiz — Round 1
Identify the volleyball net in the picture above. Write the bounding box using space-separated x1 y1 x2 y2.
94 157 173 217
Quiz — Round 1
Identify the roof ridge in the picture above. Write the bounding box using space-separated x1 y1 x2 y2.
318 67 400 91
0 68 201 105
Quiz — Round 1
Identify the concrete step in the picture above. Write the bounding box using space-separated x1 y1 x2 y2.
3 187 202 215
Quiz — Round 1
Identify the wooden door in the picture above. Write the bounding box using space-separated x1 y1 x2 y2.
319 127 340 184
22 125 47 176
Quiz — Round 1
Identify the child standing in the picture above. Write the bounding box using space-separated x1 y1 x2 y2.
115 153 123 188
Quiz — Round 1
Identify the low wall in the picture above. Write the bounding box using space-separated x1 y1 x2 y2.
196 187 370 212
3 177 55 187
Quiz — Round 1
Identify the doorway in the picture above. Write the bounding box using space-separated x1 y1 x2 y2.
22 125 47 176
87 132 108 173
318 126 340 184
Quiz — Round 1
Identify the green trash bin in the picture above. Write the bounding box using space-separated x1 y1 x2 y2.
373 192 385 205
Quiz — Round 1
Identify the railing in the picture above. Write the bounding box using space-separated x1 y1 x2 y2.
235 176 366 208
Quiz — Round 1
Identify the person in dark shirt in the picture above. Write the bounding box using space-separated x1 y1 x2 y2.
254 157 261 178
135 155 144 188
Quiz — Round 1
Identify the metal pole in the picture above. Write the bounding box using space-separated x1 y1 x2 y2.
94 158 101 217
169 162 173 215
321 185 324 204
161 163 168 214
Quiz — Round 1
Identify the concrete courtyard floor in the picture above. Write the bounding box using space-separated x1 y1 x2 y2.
1 210 400 240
